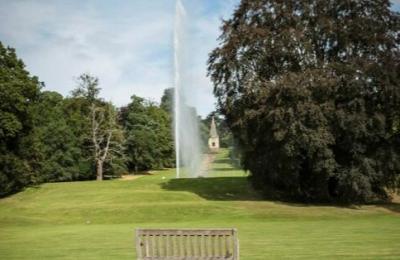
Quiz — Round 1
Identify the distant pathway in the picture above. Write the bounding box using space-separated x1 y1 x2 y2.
120 175 144 181
199 153 216 177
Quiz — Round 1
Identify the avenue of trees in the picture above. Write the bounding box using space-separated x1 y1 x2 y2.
0 41 232 197
209 0 400 203
0 42 178 196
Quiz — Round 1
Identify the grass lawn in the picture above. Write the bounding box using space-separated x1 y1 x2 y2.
0 149 399 259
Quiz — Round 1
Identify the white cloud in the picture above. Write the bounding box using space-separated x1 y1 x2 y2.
0 0 239 116
0 0 397 116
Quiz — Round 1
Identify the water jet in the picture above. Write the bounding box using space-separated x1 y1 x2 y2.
174 0 202 178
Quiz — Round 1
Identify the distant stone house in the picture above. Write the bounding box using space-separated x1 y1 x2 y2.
208 117 219 151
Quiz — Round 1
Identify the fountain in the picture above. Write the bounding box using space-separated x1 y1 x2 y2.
174 0 202 178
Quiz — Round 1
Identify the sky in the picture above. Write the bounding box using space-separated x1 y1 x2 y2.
0 0 399 117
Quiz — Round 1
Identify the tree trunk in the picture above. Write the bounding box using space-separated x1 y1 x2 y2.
96 160 103 181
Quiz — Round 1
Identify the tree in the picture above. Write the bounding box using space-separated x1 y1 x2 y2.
71 74 100 103
122 95 174 172
32 91 88 182
160 88 174 113
208 0 400 203
71 74 123 181
0 42 41 196
90 103 124 180
61 96 94 180
72 74 125 181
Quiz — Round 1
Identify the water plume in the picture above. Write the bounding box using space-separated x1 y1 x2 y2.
174 0 202 178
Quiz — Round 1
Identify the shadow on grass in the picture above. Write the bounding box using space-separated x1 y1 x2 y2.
258 189 400 213
160 177 358 210
210 167 236 172
161 176 262 201
213 159 231 164
160 173 400 214
375 202 400 214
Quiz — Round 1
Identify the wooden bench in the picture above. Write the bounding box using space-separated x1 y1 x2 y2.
135 228 239 259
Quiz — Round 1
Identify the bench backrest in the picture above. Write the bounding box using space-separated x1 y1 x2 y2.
135 228 239 259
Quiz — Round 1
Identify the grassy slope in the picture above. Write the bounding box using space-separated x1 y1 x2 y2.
0 149 399 259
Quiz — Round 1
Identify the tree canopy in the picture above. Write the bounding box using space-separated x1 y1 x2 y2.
0 42 41 196
208 0 400 203
121 95 174 172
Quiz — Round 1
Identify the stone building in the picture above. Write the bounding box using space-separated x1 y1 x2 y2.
208 117 219 151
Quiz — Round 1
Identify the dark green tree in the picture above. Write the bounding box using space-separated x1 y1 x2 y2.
32 91 88 182
160 88 174 113
208 0 400 203
61 96 95 179
122 95 174 172
71 74 100 103
0 42 41 196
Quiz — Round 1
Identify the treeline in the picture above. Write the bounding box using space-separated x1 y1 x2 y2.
208 0 400 203
0 40 236 197
0 42 175 196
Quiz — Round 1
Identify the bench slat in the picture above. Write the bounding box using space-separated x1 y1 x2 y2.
137 229 235 236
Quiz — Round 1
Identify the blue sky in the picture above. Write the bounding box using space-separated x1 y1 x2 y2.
0 0 399 116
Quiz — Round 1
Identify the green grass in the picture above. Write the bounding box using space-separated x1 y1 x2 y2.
1 149 399 259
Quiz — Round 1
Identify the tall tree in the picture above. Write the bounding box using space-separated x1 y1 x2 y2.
122 95 174 172
0 42 41 196
72 74 125 181
71 74 100 103
32 91 89 182
61 96 94 180
208 0 400 203
90 103 123 180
